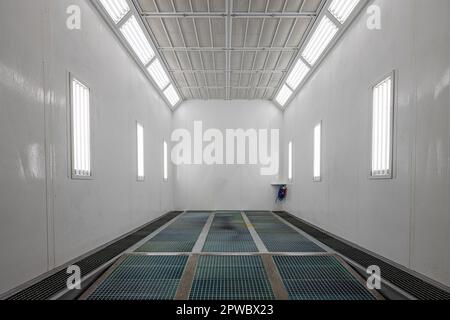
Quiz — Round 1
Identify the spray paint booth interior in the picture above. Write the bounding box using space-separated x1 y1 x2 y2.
0 0 449 301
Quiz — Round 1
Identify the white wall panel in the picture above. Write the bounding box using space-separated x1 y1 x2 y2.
0 0 49 296
173 100 283 211
0 0 174 295
282 0 450 286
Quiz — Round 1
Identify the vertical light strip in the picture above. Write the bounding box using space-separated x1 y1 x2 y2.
71 78 91 178
329 0 360 24
314 122 322 181
163 141 168 181
371 75 393 177
302 16 339 66
137 122 145 181
288 141 293 181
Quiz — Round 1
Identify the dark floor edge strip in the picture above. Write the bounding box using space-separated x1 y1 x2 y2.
3 211 183 300
273 211 450 300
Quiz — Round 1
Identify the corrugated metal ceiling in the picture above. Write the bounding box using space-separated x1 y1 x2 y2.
132 0 325 101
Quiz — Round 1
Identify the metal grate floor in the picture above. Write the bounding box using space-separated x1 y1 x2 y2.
13 211 388 301
274 255 375 300
246 212 325 253
87 255 188 300
203 213 258 253
136 212 210 253
189 256 275 300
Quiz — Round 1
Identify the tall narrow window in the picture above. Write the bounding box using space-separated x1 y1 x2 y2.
371 74 394 178
137 123 145 181
288 142 293 181
314 122 322 181
71 78 91 178
163 141 168 181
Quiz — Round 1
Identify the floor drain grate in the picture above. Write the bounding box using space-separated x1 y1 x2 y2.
202 213 258 252
189 256 275 300
86 255 188 300
136 212 210 253
274 255 376 300
246 212 325 253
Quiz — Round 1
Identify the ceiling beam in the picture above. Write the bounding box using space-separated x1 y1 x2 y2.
169 69 287 74
141 12 317 18
157 47 298 52
180 86 276 90
225 0 232 100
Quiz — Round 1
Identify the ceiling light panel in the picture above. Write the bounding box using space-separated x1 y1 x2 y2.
147 59 170 90
329 0 360 24
164 85 180 107
302 16 339 66
120 15 155 65
99 0 130 24
286 59 310 90
275 85 293 107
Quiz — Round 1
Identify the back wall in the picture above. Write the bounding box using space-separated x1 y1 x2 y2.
173 100 283 211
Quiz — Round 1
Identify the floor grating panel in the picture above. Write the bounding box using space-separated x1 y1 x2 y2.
246 212 325 253
274 255 375 300
189 256 275 300
87 255 188 300
136 212 210 253
203 213 258 253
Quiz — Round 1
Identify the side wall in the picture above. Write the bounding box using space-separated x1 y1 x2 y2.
282 0 450 286
0 0 174 295
173 100 283 211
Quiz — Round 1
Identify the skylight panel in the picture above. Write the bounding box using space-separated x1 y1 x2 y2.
164 85 180 106
99 0 130 24
275 85 293 107
147 59 170 90
120 15 155 65
286 59 310 90
302 16 339 66
329 0 360 24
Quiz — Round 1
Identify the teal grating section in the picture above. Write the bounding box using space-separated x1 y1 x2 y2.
246 212 325 253
87 255 188 300
136 212 210 253
274 255 375 300
189 256 275 300
202 212 258 252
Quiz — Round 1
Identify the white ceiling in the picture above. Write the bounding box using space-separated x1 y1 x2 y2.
132 0 326 101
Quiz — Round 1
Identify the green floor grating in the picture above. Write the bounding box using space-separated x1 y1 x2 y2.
246 212 325 253
79 212 383 301
202 212 258 252
87 255 188 300
136 212 210 253
189 256 275 300
273 255 376 300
